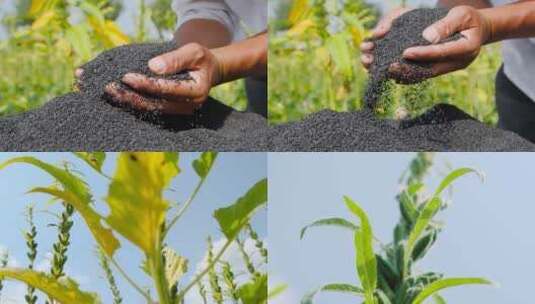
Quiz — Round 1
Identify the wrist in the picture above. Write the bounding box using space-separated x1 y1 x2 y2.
479 8 496 44
210 48 227 86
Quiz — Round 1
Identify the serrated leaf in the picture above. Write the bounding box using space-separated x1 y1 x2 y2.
193 152 218 179
105 152 180 257
301 283 364 304
73 152 106 173
162 247 188 288
0 268 100 304
0 157 119 256
433 168 482 197
238 274 267 304
412 277 492 304
214 178 267 240
300 217 358 239
343 196 377 304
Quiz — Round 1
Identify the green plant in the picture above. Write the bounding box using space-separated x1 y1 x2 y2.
0 247 9 301
0 152 267 304
24 206 39 304
98 249 122 304
300 155 492 304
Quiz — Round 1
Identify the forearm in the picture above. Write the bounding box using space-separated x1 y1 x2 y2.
437 0 492 8
481 1 535 43
174 19 232 48
211 31 268 82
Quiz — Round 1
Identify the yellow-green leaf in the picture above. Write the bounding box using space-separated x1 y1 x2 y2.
214 178 267 240
65 24 93 62
412 277 492 304
326 33 353 80
193 152 218 179
0 268 100 304
239 274 267 304
31 10 56 31
73 152 106 173
343 196 377 304
0 157 120 256
105 152 180 257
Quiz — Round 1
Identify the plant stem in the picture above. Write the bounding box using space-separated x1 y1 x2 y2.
164 177 206 238
107 255 153 302
176 238 234 301
150 241 171 304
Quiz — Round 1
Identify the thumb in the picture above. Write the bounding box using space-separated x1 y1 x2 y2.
148 43 200 75
422 8 464 44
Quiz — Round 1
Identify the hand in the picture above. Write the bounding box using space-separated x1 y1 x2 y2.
360 7 412 70
75 43 222 115
391 5 492 82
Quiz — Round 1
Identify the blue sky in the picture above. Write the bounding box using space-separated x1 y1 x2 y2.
0 152 267 304
269 152 535 304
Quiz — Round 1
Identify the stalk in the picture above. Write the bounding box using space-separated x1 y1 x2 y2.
98 249 122 304
150 229 171 304
25 207 38 304
164 176 206 238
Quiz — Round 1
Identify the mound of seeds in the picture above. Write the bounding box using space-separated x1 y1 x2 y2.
365 8 462 108
268 104 535 151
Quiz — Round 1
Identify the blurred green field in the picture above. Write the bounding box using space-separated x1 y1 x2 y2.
269 0 501 125
0 0 246 117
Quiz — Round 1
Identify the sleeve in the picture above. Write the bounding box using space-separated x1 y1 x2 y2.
172 0 238 39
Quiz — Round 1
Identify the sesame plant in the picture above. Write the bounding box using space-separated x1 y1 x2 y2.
300 153 493 304
0 152 267 304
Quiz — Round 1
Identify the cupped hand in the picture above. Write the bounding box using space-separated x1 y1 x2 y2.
75 43 222 115
390 5 492 82
360 7 412 70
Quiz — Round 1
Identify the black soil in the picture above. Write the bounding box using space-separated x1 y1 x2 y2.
267 104 535 151
365 8 462 108
0 43 268 151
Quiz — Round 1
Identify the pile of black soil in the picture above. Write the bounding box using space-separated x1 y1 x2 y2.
365 8 462 108
0 43 268 151
268 104 535 151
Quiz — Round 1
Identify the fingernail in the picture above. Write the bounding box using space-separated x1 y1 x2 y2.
149 58 166 73
423 27 440 43
122 73 136 83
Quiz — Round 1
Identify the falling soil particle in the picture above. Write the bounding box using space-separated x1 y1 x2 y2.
365 8 462 108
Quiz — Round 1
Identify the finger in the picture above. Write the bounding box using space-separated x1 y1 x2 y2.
403 33 475 61
429 59 472 77
360 41 374 52
75 68 84 79
104 82 198 115
387 62 432 84
361 54 373 69
148 43 203 75
122 73 199 100
422 6 467 43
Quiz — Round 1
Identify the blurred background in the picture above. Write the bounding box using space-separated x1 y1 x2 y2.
0 0 246 117
268 152 535 304
268 0 500 124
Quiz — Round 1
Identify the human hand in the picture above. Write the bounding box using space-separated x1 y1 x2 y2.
390 5 492 82
360 7 412 70
75 43 222 115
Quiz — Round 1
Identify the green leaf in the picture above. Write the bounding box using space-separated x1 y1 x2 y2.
0 268 100 304
73 152 106 173
192 152 218 179
433 168 482 197
65 24 93 62
162 247 188 289
326 33 353 79
433 293 447 304
105 152 180 257
343 196 377 304
412 277 492 304
301 283 364 304
376 289 392 304
0 157 120 256
411 228 438 261
238 274 267 304
268 284 287 299
300 217 358 239
214 178 267 240
405 197 441 272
